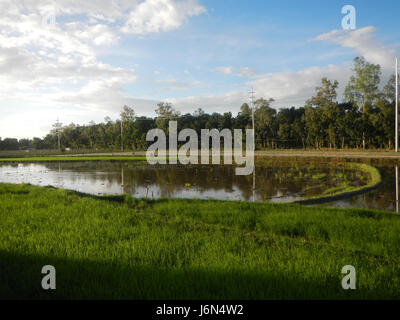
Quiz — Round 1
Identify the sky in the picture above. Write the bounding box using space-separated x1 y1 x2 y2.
1 0 400 139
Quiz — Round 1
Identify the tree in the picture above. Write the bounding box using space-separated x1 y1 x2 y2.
4 74 396 152
235 103 252 131
52 120 63 151
32 137 45 149
277 107 304 148
120 106 136 150
374 75 397 148
0 138 19 150
292 108 306 148
304 105 323 149
305 78 339 148
254 98 275 148
121 105 136 123
155 102 180 132
336 102 360 149
344 56 382 149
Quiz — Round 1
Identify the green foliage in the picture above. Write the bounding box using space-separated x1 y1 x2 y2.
295 163 381 203
0 183 399 299
0 56 397 152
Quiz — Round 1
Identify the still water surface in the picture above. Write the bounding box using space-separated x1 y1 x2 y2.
0 159 398 212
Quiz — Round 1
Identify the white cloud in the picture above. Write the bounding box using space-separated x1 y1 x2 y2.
0 2 135 96
314 26 396 73
68 23 119 46
172 26 399 114
121 0 206 34
1 1 397 140
50 79 159 114
249 64 352 108
169 65 350 114
238 26 397 110
156 79 190 91
215 66 234 75
0 0 206 138
170 91 247 114
215 66 256 77
238 67 256 77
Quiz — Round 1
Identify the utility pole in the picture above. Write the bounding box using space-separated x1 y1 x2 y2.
121 118 123 152
57 119 60 152
396 58 398 152
249 87 256 136
53 118 61 152
249 88 256 202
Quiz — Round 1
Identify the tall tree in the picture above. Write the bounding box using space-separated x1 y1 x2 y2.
305 77 339 148
155 102 180 132
120 105 136 150
254 98 275 148
344 56 381 149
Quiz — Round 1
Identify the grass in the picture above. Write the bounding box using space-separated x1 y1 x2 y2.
0 156 147 162
0 149 144 158
295 163 382 204
0 183 399 300
255 149 400 159
311 173 327 180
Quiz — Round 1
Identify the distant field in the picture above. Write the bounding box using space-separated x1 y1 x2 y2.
0 183 399 299
2 148 400 160
0 149 142 158
255 150 400 159
0 156 147 162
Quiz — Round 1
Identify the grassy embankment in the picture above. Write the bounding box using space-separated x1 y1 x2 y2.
0 183 399 299
295 163 381 204
0 156 147 162
0 149 142 158
255 149 400 159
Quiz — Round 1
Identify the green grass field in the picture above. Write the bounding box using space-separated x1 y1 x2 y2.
0 183 399 299
0 156 147 162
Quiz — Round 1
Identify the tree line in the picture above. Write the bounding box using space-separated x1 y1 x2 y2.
0 56 397 151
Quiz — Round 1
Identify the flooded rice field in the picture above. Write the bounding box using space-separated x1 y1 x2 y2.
0 158 399 212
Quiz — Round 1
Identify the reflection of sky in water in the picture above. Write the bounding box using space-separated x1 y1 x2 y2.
0 163 122 196
0 161 397 211
131 184 245 201
0 162 314 202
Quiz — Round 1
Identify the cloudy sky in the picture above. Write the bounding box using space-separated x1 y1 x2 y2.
1 0 399 139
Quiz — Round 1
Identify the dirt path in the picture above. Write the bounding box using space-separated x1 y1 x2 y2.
254 150 400 159
55 150 400 160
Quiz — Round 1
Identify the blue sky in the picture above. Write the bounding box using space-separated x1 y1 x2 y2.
0 0 399 138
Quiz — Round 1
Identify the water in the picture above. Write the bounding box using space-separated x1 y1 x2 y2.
323 160 400 212
0 159 398 212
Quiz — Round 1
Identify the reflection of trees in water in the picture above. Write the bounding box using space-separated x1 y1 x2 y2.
34 161 361 201
345 167 397 211
3 159 400 211
0 160 378 203
43 161 132 191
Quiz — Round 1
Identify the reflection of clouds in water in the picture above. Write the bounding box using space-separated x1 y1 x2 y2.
0 162 267 201
0 161 393 210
